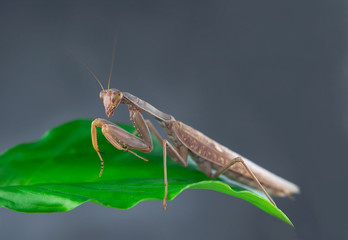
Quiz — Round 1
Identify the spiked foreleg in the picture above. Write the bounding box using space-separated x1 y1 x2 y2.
91 116 153 177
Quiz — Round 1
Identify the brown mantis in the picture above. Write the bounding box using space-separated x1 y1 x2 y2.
71 42 300 210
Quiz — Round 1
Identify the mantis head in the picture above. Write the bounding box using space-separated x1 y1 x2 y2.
99 89 123 118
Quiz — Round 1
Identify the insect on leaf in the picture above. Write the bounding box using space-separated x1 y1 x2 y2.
0 119 293 226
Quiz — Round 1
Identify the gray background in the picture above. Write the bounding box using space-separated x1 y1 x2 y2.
0 1 347 239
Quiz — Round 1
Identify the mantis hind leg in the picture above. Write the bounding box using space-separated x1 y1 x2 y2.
212 156 277 207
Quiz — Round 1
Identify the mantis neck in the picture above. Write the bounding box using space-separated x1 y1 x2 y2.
122 92 174 121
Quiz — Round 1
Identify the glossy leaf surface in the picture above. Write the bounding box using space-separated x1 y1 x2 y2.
0 119 293 226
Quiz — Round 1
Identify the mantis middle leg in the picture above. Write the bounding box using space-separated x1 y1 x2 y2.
145 119 189 210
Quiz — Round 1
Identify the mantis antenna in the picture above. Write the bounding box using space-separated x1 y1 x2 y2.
108 38 117 90
64 46 105 90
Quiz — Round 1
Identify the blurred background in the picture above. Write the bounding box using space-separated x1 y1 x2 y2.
0 1 347 239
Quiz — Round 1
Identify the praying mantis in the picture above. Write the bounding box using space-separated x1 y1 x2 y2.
70 42 300 210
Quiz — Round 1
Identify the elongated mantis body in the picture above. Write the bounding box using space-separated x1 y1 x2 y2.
72 43 300 210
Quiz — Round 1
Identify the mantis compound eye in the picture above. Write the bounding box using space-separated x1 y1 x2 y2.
99 91 105 101
112 91 123 104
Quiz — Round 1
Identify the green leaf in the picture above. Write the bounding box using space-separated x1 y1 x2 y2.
0 119 293 226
